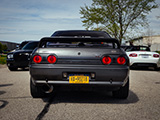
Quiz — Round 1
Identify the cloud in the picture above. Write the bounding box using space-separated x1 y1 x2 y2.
0 0 92 42
145 0 160 35
0 0 159 43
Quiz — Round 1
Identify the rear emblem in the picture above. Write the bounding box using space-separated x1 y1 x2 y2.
111 50 117 53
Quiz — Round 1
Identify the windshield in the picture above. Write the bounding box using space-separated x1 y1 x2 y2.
22 42 39 50
19 41 29 49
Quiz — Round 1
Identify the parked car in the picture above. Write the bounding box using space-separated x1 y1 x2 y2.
51 30 111 38
126 46 160 70
29 35 130 99
7 41 39 71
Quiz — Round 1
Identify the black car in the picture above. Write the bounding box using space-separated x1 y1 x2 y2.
29 31 129 99
7 41 39 71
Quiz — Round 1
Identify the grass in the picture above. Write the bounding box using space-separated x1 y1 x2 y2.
0 54 7 64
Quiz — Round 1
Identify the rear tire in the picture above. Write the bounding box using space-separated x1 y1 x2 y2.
30 77 46 98
112 78 129 99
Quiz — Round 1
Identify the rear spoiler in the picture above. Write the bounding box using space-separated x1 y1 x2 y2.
38 37 120 48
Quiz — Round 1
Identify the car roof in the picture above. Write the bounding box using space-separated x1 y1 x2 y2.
51 30 111 38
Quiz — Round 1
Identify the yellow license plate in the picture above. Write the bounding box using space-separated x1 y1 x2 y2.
69 76 89 84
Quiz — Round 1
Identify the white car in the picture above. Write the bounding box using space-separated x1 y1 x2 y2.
126 46 160 70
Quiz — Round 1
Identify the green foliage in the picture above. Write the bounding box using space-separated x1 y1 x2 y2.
0 42 8 53
156 51 160 54
2 44 7 51
80 0 158 44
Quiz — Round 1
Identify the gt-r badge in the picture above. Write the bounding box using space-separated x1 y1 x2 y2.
111 50 117 53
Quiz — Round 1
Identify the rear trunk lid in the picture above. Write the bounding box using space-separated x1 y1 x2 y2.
37 48 123 65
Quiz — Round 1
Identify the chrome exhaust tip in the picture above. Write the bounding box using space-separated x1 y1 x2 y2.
43 84 54 94
45 85 54 94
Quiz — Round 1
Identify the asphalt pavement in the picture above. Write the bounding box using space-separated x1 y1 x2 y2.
0 65 160 120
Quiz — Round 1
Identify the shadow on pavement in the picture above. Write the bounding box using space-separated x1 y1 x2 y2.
0 100 8 109
130 67 160 72
43 90 139 104
0 84 13 109
12 68 29 71
0 84 13 87
0 91 8 109
36 90 139 120
7 67 29 72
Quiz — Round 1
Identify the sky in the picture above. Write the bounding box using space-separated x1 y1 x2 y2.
0 0 160 43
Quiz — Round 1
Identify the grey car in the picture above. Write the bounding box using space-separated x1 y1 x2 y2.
29 35 129 99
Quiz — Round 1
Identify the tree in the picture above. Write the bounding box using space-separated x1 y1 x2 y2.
80 0 158 44
0 42 2 53
2 44 8 51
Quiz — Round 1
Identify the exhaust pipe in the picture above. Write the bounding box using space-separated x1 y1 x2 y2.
44 84 54 94
43 79 54 93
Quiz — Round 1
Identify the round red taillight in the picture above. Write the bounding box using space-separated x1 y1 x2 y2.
102 56 112 65
47 55 57 64
117 57 126 65
153 54 159 58
129 53 137 57
33 55 42 63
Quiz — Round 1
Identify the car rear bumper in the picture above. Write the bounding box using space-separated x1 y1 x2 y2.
30 64 129 87
129 58 159 67
131 63 157 67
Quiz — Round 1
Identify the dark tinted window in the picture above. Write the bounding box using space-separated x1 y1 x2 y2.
19 41 29 49
22 42 39 50
126 46 150 52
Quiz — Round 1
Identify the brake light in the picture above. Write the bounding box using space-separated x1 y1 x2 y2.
33 55 42 63
129 53 137 57
47 55 57 64
153 54 159 58
117 57 126 65
102 56 112 65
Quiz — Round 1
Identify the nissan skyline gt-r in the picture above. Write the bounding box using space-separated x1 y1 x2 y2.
126 46 160 70
7 41 39 71
29 36 130 99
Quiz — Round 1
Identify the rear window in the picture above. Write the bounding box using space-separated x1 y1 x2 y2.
44 41 118 49
52 31 111 38
126 46 150 51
